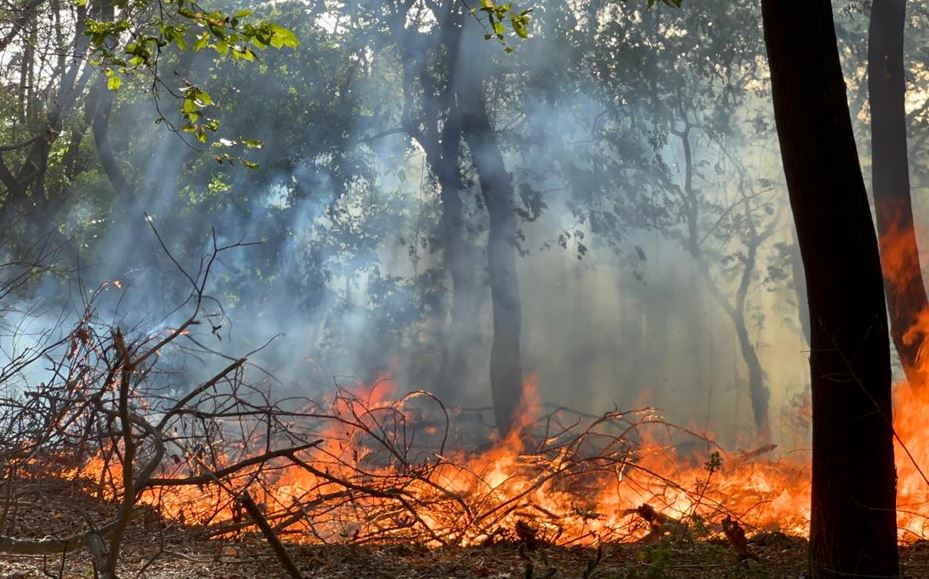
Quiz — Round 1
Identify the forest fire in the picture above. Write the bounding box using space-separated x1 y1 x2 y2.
8 0 929 574
58 373 929 550
892 383 929 540
67 377 817 547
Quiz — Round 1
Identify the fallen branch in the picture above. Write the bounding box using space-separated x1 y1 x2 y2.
238 490 304 579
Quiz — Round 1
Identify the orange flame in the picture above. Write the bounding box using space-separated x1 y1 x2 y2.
66 369 929 545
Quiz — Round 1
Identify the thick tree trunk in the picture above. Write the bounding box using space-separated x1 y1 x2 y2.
762 2 899 577
869 0 928 389
457 52 524 435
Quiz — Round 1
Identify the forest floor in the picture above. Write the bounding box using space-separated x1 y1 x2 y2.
2 476 929 578
0 532 806 579
9 533 929 578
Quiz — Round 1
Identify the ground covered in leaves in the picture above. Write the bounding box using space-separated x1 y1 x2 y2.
0 532 804 578
3 533 929 578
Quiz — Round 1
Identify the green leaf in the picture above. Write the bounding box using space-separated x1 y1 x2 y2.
182 98 199 113
194 33 209 51
509 13 530 38
105 70 122 91
268 24 298 49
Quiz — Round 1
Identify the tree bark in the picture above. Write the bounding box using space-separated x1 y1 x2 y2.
790 228 811 346
762 2 899 577
457 46 524 435
869 0 928 389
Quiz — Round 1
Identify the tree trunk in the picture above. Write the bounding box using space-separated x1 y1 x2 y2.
790 228 811 346
435 9 483 401
762 2 899 577
394 5 483 401
91 0 136 209
679 126 771 439
457 49 524 435
91 75 136 208
436 110 482 399
733 311 769 441
869 0 928 389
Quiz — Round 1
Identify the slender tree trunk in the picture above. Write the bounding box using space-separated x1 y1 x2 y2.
395 5 482 401
18 18 31 124
762 2 899 577
91 76 136 208
91 0 135 209
679 127 771 439
2 2 91 212
436 110 482 399
869 0 928 389
26 21 37 126
434 8 482 401
457 49 524 435
732 311 769 439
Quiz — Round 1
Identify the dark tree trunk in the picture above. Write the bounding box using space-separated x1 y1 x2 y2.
869 0 928 389
436 108 482 398
394 4 483 401
733 309 769 441
91 0 136 209
426 8 482 400
762 2 899 577
91 75 136 208
1 1 91 221
436 10 483 401
790 228 811 346
457 50 524 435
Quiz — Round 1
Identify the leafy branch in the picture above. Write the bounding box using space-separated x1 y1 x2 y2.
85 0 299 165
